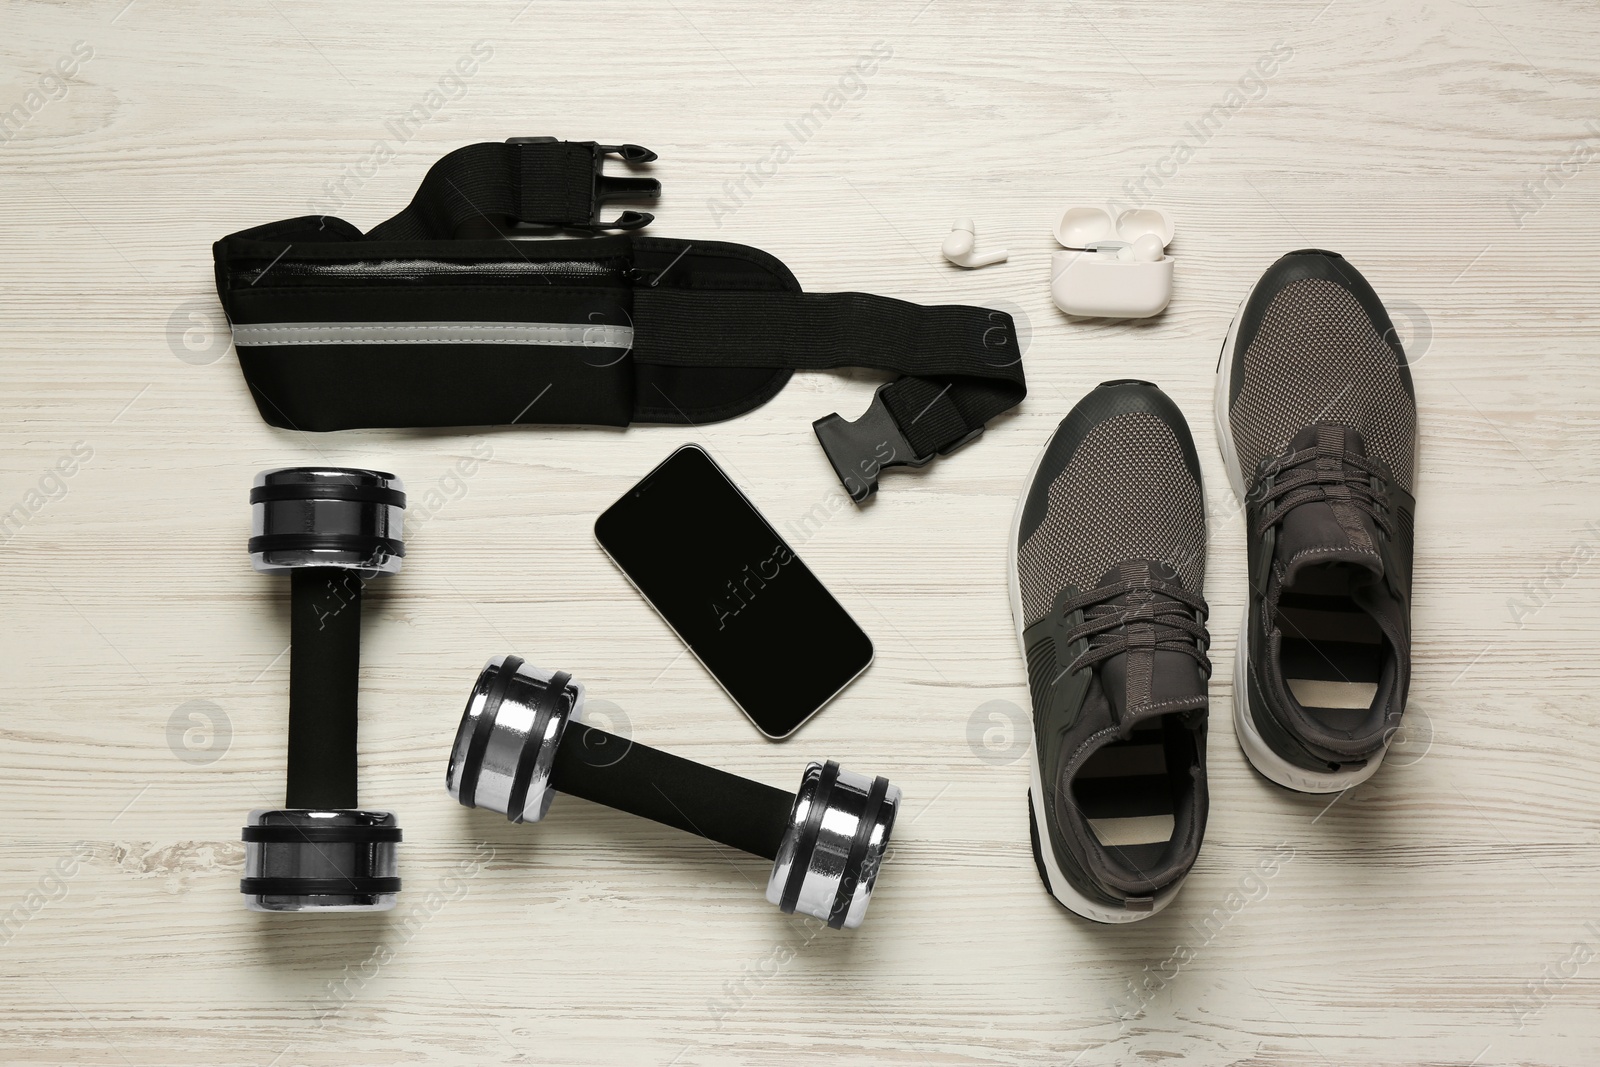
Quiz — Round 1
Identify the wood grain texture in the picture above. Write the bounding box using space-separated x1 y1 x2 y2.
2 0 1599 1063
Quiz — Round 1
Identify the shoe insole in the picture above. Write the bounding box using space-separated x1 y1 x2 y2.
1287 678 1378 710
1276 563 1388 730
1074 724 1175 859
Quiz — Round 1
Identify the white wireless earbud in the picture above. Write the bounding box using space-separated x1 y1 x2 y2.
941 219 1009 268
1132 233 1165 262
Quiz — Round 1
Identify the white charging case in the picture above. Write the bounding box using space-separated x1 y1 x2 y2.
1049 206 1175 318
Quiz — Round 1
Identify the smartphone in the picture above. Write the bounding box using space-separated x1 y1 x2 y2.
594 444 873 739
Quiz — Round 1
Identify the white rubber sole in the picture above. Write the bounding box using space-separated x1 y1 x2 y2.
1213 286 1391 795
1009 413 1187 923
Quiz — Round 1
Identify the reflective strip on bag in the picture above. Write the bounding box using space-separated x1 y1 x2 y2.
230 321 634 348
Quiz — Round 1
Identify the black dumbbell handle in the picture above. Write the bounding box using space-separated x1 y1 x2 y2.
548 723 794 861
285 567 362 809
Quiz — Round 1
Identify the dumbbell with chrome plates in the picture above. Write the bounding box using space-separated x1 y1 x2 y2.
239 467 406 912
446 656 902 929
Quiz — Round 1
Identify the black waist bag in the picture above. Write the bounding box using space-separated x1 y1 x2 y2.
213 138 1026 500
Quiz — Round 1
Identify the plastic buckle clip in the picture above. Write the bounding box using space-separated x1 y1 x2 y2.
812 384 982 504
505 137 661 232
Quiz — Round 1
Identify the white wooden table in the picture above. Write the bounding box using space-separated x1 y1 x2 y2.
3 2 1598 1064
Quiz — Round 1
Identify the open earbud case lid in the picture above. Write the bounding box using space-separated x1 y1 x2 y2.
1054 206 1175 251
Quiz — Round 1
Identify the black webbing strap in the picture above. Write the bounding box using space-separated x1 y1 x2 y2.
632 287 1025 499
366 139 658 241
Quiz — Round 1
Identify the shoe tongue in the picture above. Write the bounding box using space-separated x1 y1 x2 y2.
1275 424 1385 585
1090 561 1207 730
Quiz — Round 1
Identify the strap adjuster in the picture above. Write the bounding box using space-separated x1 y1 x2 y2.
505 137 660 232
813 384 983 503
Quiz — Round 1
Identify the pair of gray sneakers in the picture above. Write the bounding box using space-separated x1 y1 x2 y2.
1011 250 1418 922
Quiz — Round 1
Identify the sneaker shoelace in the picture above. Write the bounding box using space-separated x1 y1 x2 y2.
1059 577 1212 677
1251 445 1393 540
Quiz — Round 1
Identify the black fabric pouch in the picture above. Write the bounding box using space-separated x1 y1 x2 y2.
213 139 1026 500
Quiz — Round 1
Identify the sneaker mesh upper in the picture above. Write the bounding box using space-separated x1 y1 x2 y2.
1018 411 1206 626
1231 277 1416 493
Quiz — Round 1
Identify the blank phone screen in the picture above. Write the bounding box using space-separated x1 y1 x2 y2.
593 445 873 738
